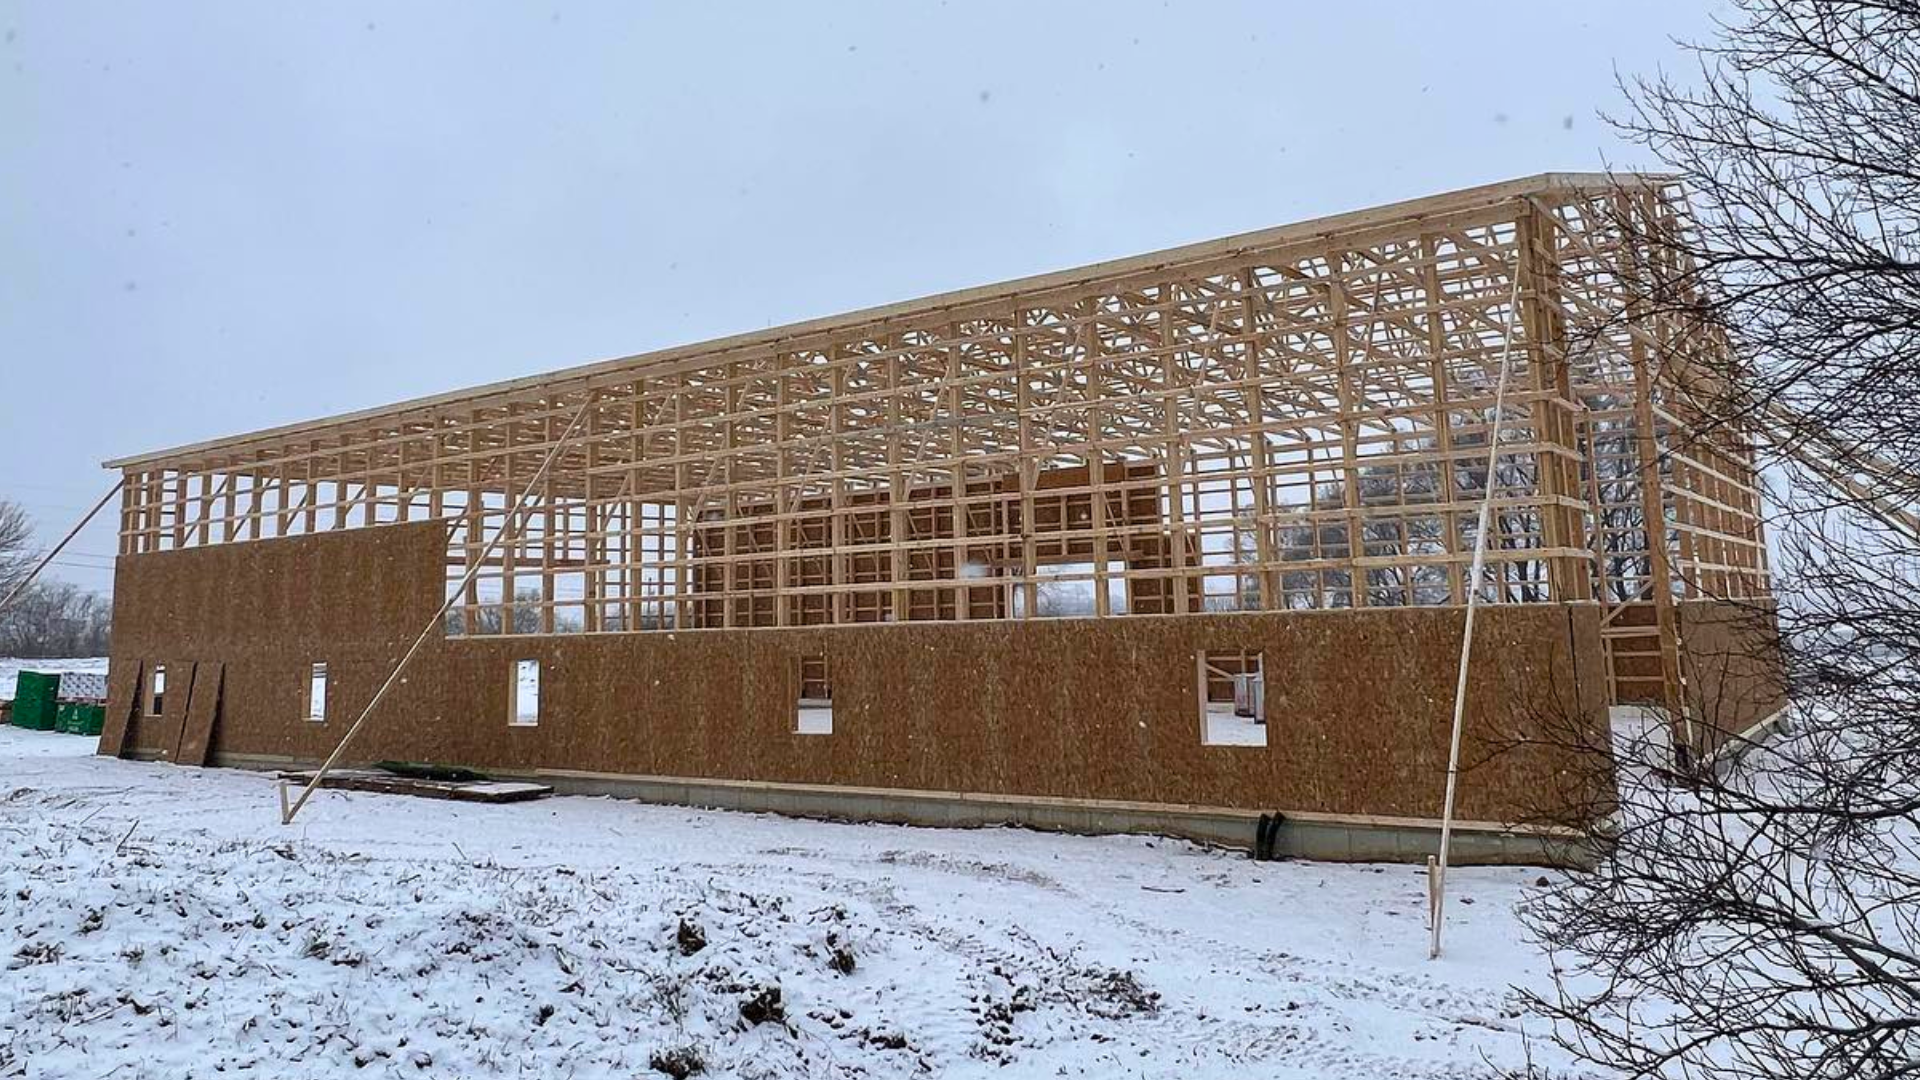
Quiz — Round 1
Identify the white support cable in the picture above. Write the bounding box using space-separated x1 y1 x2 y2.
0 479 126 615
1429 270 1525 961
279 397 594 825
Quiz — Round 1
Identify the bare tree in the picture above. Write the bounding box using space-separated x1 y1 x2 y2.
1522 3 1920 1077
0 499 32 594
1274 466 1450 608
1270 446 1549 609
0 499 112 657
0 581 112 657
444 588 570 635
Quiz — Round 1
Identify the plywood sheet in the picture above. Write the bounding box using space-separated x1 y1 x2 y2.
96 660 141 759
176 661 224 767
1678 599 1788 749
277 769 551 803
149 659 196 763
102 520 1635 823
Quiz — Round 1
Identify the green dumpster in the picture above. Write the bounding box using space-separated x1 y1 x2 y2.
76 704 105 737
10 672 59 731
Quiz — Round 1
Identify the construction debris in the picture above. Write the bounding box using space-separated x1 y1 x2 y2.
274 768 551 804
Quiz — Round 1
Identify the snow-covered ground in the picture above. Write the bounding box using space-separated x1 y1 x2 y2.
0 724 1586 1078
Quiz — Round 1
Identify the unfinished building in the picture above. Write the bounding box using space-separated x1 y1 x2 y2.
97 173 1782 861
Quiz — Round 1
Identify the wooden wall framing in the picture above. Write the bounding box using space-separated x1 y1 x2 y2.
104 174 1771 712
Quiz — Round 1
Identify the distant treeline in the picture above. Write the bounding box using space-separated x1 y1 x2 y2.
0 500 112 658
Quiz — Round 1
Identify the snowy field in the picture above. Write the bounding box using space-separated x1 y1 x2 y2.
0 724 1588 1079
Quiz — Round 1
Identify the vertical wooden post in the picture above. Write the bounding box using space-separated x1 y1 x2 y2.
1241 269 1278 611
1517 203 1593 603
1161 283 1193 613
1420 234 1464 604
1085 306 1111 616
1327 265 1363 608
1621 190 1688 752
829 355 849 627
1015 309 1038 618
887 345 908 622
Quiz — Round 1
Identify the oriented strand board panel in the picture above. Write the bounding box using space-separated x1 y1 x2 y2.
176 661 225 767
107 520 1620 824
1678 599 1788 748
96 660 141 758
130 659 196 764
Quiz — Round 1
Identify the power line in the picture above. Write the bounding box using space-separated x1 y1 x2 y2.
13 551 115 565
0 478 110 494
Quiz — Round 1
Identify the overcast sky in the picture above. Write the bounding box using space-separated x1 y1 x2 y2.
1 1 1724 595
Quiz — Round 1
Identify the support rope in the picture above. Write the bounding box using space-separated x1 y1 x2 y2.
0 478 127 615
1429 269 1524 960
280 397 594 824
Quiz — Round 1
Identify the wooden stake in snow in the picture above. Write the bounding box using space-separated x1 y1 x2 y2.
1429 271 1523 961
279 397 594 825
0 478 126 615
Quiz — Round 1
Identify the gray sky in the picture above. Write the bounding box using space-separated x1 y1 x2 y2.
1 1 1723 594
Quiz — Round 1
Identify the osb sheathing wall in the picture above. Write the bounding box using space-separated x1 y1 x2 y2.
108 520 1614 825
1677 599 1788 751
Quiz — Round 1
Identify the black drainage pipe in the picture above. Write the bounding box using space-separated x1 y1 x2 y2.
1253 811 1287 861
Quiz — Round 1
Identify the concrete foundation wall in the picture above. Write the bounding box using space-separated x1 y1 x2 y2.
105 520 1615 833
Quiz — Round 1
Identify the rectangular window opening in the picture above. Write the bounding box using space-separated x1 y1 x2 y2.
795 654 833 735
512 659 540 726
306 662 328 722
1199 649 1266 747
146 664 166 717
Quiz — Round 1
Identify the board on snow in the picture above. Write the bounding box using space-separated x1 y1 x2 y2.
276 768 552 804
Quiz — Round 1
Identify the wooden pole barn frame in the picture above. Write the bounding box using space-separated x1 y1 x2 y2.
104 174 1770 711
